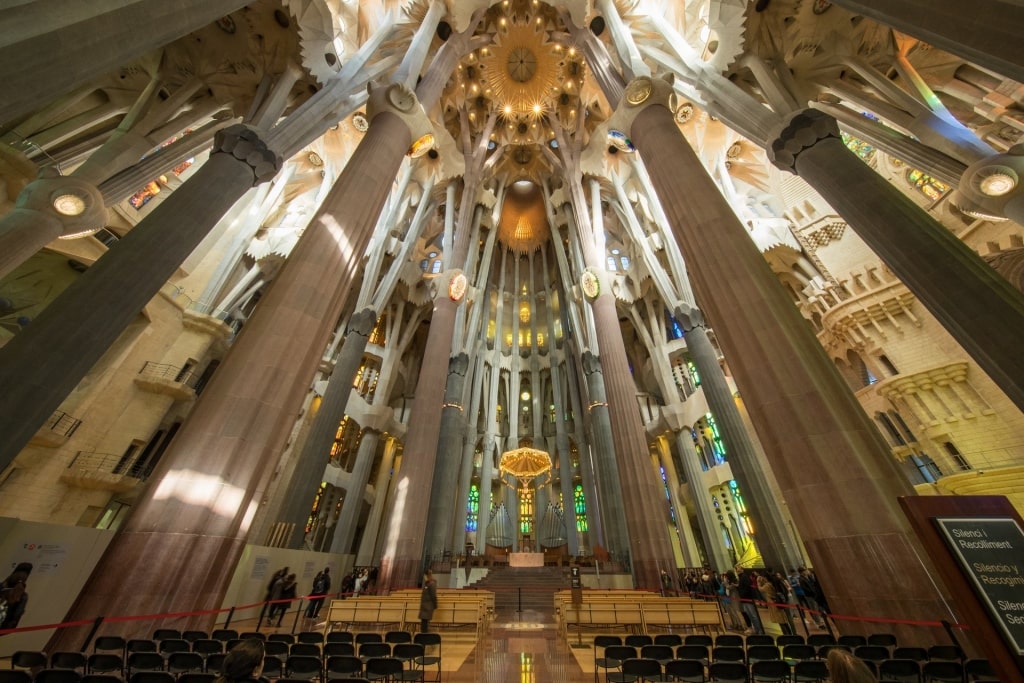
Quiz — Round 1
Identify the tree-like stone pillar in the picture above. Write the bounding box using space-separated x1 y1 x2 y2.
377 272 464 589
0 125 280 476
620 76 951 634
828 0 1024 85
580 352 630 558
277 308 379 548
44 93 413 646
769 109 1024 414
425 351 471 558
331 427 383 555
675 431 732 571
676 305 803 572
0 0 253 124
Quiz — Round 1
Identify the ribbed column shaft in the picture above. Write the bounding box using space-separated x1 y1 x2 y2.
675 431 732 571
0 0 251 124
580 352 630 557
0 127 277 475
425 353 470 557
631 102 950 635
828 0 1024 85
44 113 410 647
279 308 378 548
683 320 802 571
331 429 382 555
590 293 678 591
771 111 1024 413
378 295 459 589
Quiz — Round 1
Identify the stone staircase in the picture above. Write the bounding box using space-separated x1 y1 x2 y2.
469 565 568 622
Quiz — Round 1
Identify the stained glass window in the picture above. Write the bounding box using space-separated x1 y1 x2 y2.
660 466 676 524
688 361 701 387
573 483 588 532
840 131 876 162
305 482 326 534
519 489 534 534
466 483 479 532
706 413 726 465
905 168 951 201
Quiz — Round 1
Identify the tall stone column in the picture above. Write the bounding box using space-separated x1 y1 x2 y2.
330 428 383 555
580 352 630 557
622 78 950 632
588 291 679 590
769 109 1024 413
425 352 471 558
828 0 1024 85
0 0 252 124
356 438 397 566
677 306 803 571
0 125 279 476
45 101 412 647
654 442 699 567
675 431 732 571
477 437 497 552
277 308 379 547
377 284 461 588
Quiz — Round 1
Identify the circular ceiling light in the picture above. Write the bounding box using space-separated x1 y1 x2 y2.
521 391 531 401
978 169 1017 197
53 193 86 216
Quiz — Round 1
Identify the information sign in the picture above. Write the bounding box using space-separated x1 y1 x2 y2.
935 517 1024 655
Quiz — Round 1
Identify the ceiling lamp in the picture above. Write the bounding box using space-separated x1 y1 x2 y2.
53 193 87 216
977 167 1018 197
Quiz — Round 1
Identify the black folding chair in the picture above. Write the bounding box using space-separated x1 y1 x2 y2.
364 657 402 683
49 653 88 673
152 630 181 642
674 645 708 665
285 655 323 680
413 632 441 683
325 655 363 679
326 632 354 645
878 658 921 683
11 652 48 671
166 652 205 676
792 660 829 682
211 630 238 642
270 634 296 645
664 659 704 683
750 660 790 683
324 643 355 657
654 634 682 648
707 662 747 683
922 661 964 683
745 635 774 647
34 670 82 683
93 637 127 657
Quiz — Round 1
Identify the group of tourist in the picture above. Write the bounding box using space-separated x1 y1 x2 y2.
672 565 830 634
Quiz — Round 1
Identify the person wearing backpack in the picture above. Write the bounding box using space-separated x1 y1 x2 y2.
0 562 32 629
305 568 331 619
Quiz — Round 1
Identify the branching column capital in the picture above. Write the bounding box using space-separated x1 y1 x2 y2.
212 124 282 186
767 108 842 174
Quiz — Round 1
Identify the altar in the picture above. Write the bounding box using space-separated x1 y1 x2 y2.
509 552 545 567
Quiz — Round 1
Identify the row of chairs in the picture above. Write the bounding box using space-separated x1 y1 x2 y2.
596 656 996 682
1 672 218 683
595 632 948 652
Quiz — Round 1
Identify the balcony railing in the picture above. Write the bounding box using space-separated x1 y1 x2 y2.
138 361 199 388
45 410 82 438
61 451 149 492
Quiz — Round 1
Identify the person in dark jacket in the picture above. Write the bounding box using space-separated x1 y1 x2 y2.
418 569 438 633
0 562 32 629
735 565 764 634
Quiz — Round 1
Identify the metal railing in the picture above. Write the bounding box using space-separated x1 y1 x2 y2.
138 361 199 388
45 410 82 438
66 451 148 479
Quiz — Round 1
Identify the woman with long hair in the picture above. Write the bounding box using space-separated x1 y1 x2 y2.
216 639 265 683
826 648 876 683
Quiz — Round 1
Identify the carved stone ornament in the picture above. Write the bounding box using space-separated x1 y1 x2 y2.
448 271 468 302
625 77 654 106
212 124 282 186
580 268 600 300
386 83 417 113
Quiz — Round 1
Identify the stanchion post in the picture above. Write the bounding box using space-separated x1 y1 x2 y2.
79 616 104 652
224 606 236 630
291 599 303 634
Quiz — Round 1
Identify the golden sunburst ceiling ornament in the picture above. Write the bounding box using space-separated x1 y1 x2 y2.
481 21 564 117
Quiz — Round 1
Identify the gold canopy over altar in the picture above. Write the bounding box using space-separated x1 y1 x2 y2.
498 446 553 488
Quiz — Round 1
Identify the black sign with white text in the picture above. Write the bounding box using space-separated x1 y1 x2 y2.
935 517 1024 655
